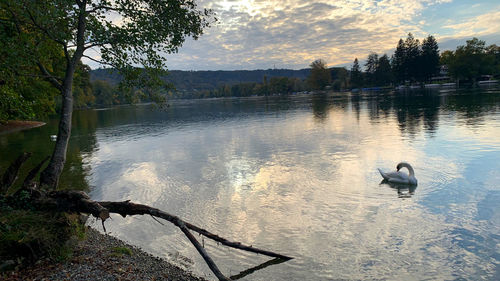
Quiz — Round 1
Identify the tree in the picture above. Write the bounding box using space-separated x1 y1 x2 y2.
1 154 292 281
1 0 213 188
92 80 115 105
73 62 95 108
375 54 392 86
364 53 378 86
392 39 406 83
331 67 348 91
442 38 494 83
0 11 61 121
420 35 440 82
486 44 500 76
308 59 331 90
404 33 421 82
350 58 363 88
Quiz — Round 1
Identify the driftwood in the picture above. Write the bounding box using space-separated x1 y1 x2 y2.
99 201 293 260
1 152 32 194
98 200 292 280
2 153 293 281
22 156 50 189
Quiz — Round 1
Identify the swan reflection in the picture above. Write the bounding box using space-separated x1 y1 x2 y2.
380 181 417 198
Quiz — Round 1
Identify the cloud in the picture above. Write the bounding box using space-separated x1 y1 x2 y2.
83 0 500 70
442 9 500 38
163 0 457 70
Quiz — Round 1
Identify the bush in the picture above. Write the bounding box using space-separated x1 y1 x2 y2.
0 208 86 266
0 86 35 123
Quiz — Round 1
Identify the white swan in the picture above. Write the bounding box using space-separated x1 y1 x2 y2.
378 162 417 185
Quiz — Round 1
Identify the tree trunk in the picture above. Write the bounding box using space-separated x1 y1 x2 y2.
40 1 87 188
39 70 75 188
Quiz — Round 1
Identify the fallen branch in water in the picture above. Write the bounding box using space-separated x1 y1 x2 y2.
98 200 293 260
1 153 293 281
97 200 293 280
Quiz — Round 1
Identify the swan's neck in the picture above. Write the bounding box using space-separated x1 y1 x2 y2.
401 163 415 177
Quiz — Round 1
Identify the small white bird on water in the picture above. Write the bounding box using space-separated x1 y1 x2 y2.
378 162 417 185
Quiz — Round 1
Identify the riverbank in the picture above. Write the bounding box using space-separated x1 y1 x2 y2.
0 121 46 135
3 227 206 281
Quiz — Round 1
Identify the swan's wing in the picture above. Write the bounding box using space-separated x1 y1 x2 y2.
386 171 410 183
378 168 390 180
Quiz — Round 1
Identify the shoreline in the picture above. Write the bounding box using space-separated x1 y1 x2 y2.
0 121 46 135
3 228 206 281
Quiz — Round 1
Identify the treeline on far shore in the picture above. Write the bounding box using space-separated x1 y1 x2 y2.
2 34 499 123
170 34 500 99
348 34 500 89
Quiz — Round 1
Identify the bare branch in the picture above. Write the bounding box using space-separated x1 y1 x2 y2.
17 188 292 281
81 54 114 68
98 201 293 260
36 62 63 90
178 222 230 281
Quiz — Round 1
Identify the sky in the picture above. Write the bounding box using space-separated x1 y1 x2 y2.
84 0 500 71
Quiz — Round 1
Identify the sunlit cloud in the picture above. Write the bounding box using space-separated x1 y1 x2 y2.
442 10 500 38
83 0 500 70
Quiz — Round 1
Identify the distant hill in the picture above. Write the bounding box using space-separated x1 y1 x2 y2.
90 68 311 91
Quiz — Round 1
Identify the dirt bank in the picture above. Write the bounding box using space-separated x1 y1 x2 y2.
0 121 46 135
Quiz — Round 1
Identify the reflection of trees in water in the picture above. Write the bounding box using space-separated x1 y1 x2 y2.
442 89 500 126
365 92 393 121
311 94 330 122
355 88 500 138
359 90 441 137
350 93 361 121
59 110 99 190
0 110 98 192
394 90 441 137
311 93 349 123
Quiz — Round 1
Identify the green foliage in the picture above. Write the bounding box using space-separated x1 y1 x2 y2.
364 53 379 86
362 53 392 87
1 0 215 119
91 68 311 96
329 67 349 91
404 33 421 82
420 35 440 81
441 38 499 82
73 62 95 108
0 209 86 265
375 54 393 86
350 58 363 88
486 44 500 76
0 86 35 123
389 33 439 84
110 246 133 256
392 39 406 83
308 59 331 90
92 80 116 106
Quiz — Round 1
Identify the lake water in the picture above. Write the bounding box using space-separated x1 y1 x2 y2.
1 89 500 280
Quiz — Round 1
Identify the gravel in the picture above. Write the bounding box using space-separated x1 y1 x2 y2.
3 227 207 281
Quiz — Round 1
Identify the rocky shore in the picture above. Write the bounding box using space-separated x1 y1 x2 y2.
3 228 206 281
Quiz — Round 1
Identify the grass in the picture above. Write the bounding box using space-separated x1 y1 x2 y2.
110 246 133 257
0 208 86 267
